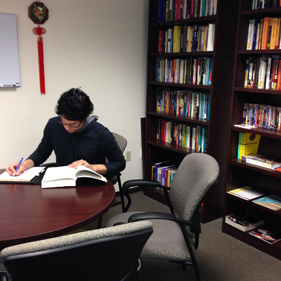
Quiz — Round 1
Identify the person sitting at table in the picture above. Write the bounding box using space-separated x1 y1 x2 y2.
6 88 126 177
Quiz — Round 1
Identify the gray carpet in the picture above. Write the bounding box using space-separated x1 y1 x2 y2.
87 190 281 281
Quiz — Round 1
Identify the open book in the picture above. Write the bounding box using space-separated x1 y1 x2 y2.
0 167 46 183
41 165 107 188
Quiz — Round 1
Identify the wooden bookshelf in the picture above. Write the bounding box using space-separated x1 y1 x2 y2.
223 0 281 260
143 0 239 223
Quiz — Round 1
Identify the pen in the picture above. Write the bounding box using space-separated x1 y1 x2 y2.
13 157 23 176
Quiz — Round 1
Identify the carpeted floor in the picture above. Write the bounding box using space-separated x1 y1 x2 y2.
93 190 281 281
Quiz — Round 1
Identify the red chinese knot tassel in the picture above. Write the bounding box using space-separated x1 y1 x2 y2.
33 25 46 94
37 36 45 94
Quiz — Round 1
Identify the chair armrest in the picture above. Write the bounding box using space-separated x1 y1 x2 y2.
123 179 162 192
122 180 162 212
128 212 195 227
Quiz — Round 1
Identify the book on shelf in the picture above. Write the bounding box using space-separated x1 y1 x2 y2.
258 57 267 89
158 0 165 22
227 186 264 201
166 168 177 187
41 165 107 188
237 132 261 160
261 17 270 50
265 57 272 90
241 154 281 170
0 167 46 184
247 19 255 50
225 211 265 232
249 226 281 244
207 23 215 51
253 195 281 211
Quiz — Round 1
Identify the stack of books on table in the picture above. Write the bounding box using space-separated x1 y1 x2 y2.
241 154 281 170
227 186 264 201
225 211 265 232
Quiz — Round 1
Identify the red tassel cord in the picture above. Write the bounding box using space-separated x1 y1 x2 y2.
33 25 46 94
37 36 45 94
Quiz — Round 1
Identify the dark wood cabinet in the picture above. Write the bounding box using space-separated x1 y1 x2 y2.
143 0 239 223
223 0 281 260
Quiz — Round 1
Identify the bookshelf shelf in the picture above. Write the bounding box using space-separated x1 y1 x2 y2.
148 111 210 125
143 0 239 223
147 139 193 154
148 81 211 90
223 0 281 260
232 126 281 138
229 158 281 178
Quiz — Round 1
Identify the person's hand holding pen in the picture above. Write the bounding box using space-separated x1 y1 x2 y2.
6 159 35 176
13 157 23 176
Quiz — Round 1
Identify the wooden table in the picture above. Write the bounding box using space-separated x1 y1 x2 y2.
0 176 115 249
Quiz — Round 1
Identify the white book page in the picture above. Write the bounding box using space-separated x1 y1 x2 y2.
0 167 45 181
76 165 107 182
42 166 76 182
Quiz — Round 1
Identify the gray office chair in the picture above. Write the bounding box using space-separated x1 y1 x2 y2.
105 153 220 281
97 132 127 228
108 132 128 212
0 220 153 281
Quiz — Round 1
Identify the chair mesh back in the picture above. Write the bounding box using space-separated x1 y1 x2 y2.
112 132 127 153
169 153 219 220
106 132 127 164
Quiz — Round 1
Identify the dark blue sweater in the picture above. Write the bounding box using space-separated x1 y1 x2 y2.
27 116 126 177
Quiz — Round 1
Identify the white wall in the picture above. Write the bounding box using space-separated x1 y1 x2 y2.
0 0 149 185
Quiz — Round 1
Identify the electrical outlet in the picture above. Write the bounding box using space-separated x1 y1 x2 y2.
125 151 131 161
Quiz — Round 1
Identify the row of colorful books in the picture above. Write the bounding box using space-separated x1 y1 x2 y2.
247 17 281 51
251 0 281 10
156 119 208 152
156 88 210 120
158 0 217 23
241 103 281 130
158 23 215 53
244 56 281 91
151 161 177 187
156 57 213 85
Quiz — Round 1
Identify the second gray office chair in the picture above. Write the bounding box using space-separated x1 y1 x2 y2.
105 153 220 281
0 220 153 281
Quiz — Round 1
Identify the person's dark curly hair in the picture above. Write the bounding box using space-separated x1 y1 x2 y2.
55 88 94 121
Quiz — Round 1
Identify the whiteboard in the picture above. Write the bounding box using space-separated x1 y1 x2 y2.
0 13 21 87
